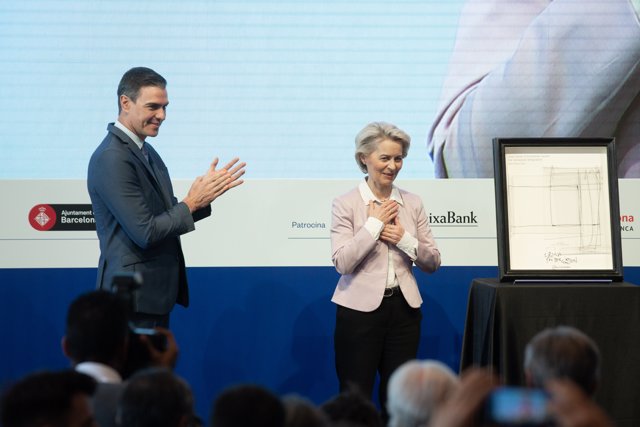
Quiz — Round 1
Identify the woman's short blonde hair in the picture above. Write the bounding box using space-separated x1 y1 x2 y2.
354 122 411 173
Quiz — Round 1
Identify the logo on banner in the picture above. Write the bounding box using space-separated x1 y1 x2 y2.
28 204 96 231
29 204 57 231
428 210 478 225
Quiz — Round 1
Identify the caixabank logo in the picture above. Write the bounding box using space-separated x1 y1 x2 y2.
28 204 96 231
428 210 478 225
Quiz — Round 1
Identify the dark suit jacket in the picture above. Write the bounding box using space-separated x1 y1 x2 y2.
87 123 211 315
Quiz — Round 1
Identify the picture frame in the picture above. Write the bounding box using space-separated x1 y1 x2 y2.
493 138 623 282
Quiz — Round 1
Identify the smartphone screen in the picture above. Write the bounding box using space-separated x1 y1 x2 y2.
485 387 551 425
131 327 157 336
129 326 167 352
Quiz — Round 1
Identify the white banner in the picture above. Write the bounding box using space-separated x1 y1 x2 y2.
1 179 639 268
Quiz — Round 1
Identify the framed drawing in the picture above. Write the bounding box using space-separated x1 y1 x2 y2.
493 138 623 282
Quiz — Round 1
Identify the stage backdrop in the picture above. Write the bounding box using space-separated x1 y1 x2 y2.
2 0 640 422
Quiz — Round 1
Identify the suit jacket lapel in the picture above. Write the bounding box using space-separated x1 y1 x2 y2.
107 124 173 209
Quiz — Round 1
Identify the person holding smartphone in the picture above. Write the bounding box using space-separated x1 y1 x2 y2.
62 290 180 427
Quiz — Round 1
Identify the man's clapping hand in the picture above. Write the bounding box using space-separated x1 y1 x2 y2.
183 157 246 212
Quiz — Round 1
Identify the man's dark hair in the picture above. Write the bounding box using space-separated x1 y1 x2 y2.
65 290 130 365
524 325 601 396
1 370 96 427
117 67 167 112
321 388 382 427
118 368 194 427
282 395 329 427
210 384 285 427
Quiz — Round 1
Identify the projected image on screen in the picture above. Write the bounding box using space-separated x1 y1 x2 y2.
2 0 639 180
0 1 463 180
428 0 640 179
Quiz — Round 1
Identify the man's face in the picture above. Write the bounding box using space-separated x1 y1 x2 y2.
119 86 169 140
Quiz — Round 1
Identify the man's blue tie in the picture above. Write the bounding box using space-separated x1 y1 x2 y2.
141 143 172 208
141 143 150 163
141 143 159 182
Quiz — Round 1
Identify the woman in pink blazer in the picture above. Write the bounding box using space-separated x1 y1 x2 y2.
330 122 441 418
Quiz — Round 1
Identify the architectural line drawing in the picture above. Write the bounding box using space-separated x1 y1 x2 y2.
507 166 611 259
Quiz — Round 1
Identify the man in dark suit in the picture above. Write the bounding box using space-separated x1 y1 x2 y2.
88 67 245 327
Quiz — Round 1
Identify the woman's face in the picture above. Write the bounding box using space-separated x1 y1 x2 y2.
361 139 404 188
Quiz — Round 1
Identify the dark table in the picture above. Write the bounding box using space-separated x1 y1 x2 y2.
460 277 640 426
